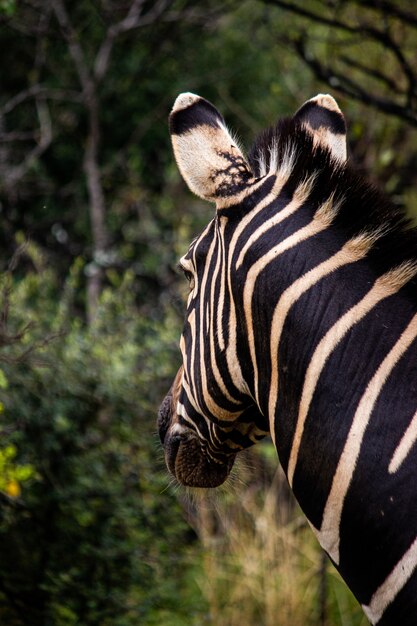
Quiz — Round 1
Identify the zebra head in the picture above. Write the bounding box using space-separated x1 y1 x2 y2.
158 92 347 488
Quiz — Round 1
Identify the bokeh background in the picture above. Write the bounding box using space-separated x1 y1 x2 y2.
1 1 416 624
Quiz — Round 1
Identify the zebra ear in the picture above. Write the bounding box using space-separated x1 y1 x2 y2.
294 94 347 163
169 93 252 203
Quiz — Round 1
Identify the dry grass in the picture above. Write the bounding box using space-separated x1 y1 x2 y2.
184 450 368 626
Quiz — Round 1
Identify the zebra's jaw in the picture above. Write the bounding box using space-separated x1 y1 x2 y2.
157 381 235 488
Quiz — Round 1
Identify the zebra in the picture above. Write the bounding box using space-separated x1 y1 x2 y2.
157 91 417 625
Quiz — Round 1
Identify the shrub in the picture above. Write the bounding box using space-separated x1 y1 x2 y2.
0 263 201 625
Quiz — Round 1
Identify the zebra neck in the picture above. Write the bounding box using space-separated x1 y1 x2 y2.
240 216 417 621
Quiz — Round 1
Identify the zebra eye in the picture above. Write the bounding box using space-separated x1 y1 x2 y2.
178 263 195 291
185 271 195 291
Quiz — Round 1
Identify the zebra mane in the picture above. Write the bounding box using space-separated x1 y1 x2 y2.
247 118 417 300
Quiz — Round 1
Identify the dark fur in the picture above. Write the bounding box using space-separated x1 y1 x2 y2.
295 101 347 135
169 98 224 135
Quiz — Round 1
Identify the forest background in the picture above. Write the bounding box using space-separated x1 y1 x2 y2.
1 1 416 625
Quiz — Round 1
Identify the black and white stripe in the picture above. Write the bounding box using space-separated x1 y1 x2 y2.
158 92 417 625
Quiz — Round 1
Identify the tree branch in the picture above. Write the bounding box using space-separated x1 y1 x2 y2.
339 55 400 95
94 0 146 82
0 86 81 116
4 97 52 187
263 0 359 34
50 0 92 94
261 0 417 126
51 0 110 322
352 0 417 30
1 84 45 116
293 36 417 126
0 131 37 142
94 0 172 82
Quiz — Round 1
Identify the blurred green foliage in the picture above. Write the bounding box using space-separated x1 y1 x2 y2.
0 257 206 625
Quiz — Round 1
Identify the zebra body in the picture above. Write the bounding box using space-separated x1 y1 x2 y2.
158 92 417 624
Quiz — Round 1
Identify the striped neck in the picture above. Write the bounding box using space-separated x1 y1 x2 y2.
229 167 417 623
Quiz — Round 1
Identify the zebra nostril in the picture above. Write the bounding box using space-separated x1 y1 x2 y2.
157 395 172 444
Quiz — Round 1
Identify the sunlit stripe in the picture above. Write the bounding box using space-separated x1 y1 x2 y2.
318 312 417 565
198 235 222 414
197 231 243 421
362 535 417 624
268 234 374 449
236 173 316 269
181 379 209 431
205 422 230 461
287 262 415 486
209 420 224 446
228 173 289 258
209 220 241 404
245 195 338 406
177 400 207 440
226 164 295 392
388 409 417 474
216 216 227 351
183 310 203 415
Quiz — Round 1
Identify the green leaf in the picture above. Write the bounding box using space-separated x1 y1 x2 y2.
0 369 8 389
0 0 16 16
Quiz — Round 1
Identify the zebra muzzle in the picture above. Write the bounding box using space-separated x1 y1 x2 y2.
165 429 236 488
157 368 236 488
158 396 236 488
